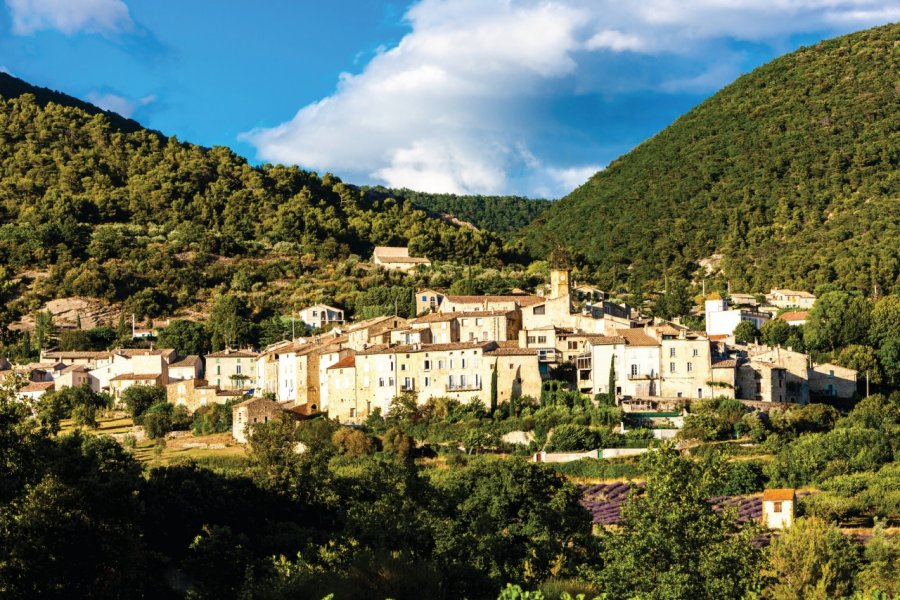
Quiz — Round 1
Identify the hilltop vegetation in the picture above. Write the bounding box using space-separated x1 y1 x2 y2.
524 23 899 295
364 186 550 235
0 77 525 340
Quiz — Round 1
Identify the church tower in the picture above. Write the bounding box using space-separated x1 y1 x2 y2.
548 246 572 301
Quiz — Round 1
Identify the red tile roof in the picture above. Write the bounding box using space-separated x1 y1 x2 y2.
762 488 796 501
778 311 809 322
328 355 356 370
615 328 659 347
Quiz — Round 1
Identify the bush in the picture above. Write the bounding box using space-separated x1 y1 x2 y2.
332 427 376 457
717 460 766 496
382 426 413 459
545 424 599 452
192 402 233 436
800 493 861 522
547 458 641 479
122 385 167 424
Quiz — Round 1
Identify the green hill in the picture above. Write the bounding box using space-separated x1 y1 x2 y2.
363 186 550 235
523 23 899 295
0 79 508 330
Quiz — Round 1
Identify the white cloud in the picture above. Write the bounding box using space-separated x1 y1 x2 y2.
585 29 646 52
86 91 154 118
6 0 132 36
243 0 898 196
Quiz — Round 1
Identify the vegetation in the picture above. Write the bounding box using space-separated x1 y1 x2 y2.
364 186 550 234
524 24 899 296
0 73 517 357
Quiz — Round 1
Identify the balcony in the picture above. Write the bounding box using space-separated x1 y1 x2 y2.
446 383 482 392
627 371 657 381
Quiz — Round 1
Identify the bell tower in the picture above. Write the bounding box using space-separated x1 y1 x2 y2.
548 246 572 300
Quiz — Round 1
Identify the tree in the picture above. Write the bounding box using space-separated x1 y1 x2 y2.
207 295 255 351
869 295 900 348
733 320 759 344
433 458 592 597
591 445 763 599
156 319 211 356
855 520 899 597
655 279 693 320
332 427 375 457
546 424 599 452
121 385 166 424
58 329 91 351
34 310 53 350
837 345 882 385
766 517 862 599
490 366 498 413
760 318 792 347
607 355 616 402
804 291 872 352
382 426 413 460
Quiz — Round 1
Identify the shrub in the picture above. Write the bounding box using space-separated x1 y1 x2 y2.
192 403 233 436
332 427 376 457
545 424 599 452
382 427 413 459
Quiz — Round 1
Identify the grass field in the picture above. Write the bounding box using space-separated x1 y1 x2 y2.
59 413 249 475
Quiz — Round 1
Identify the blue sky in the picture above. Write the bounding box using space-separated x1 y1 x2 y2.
1 0 897 197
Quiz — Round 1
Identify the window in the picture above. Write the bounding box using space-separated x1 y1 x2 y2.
378 377 385 387
687 362 693 372
568 341 578 350
476 318 483 326
677 392 683 398
527 336 536 344
461 358 467 368
829 370 834 376
424 376 431 387
537 336 547 344
449 359 454 369
469 332 475 341
693 348 699 357
670 348 676 358
483 331 489 340
421 295 427 301
533 305 545 315
236 364 242 375
670 362 676 372
460 374 467 387
631 364 638 376
460 318 468 326
438 360 445 369
772 501 782 513
448 375 456 388
424 360 431 371
216 365 221 375
698 388 703 398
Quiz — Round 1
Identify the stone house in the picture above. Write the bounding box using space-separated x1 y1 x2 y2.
415 289 445 315
809 363 857 399
232 397 285 444
168 355 203 381
372 246 431 272
298 304 345 330
205 349 258 390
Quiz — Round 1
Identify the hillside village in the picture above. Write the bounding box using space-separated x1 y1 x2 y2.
5 249 857 445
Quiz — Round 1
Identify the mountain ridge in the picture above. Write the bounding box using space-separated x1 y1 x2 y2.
522 23 899 295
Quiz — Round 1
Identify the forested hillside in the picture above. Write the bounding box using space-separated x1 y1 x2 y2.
0 77 513 332
364 187 550 235
524 23 899 295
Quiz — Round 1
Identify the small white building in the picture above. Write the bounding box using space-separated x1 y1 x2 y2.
372 246 431 272
778 311 809 326
705 299 770 337
762 488 796 529
298 304 344 330
768 289 816 309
